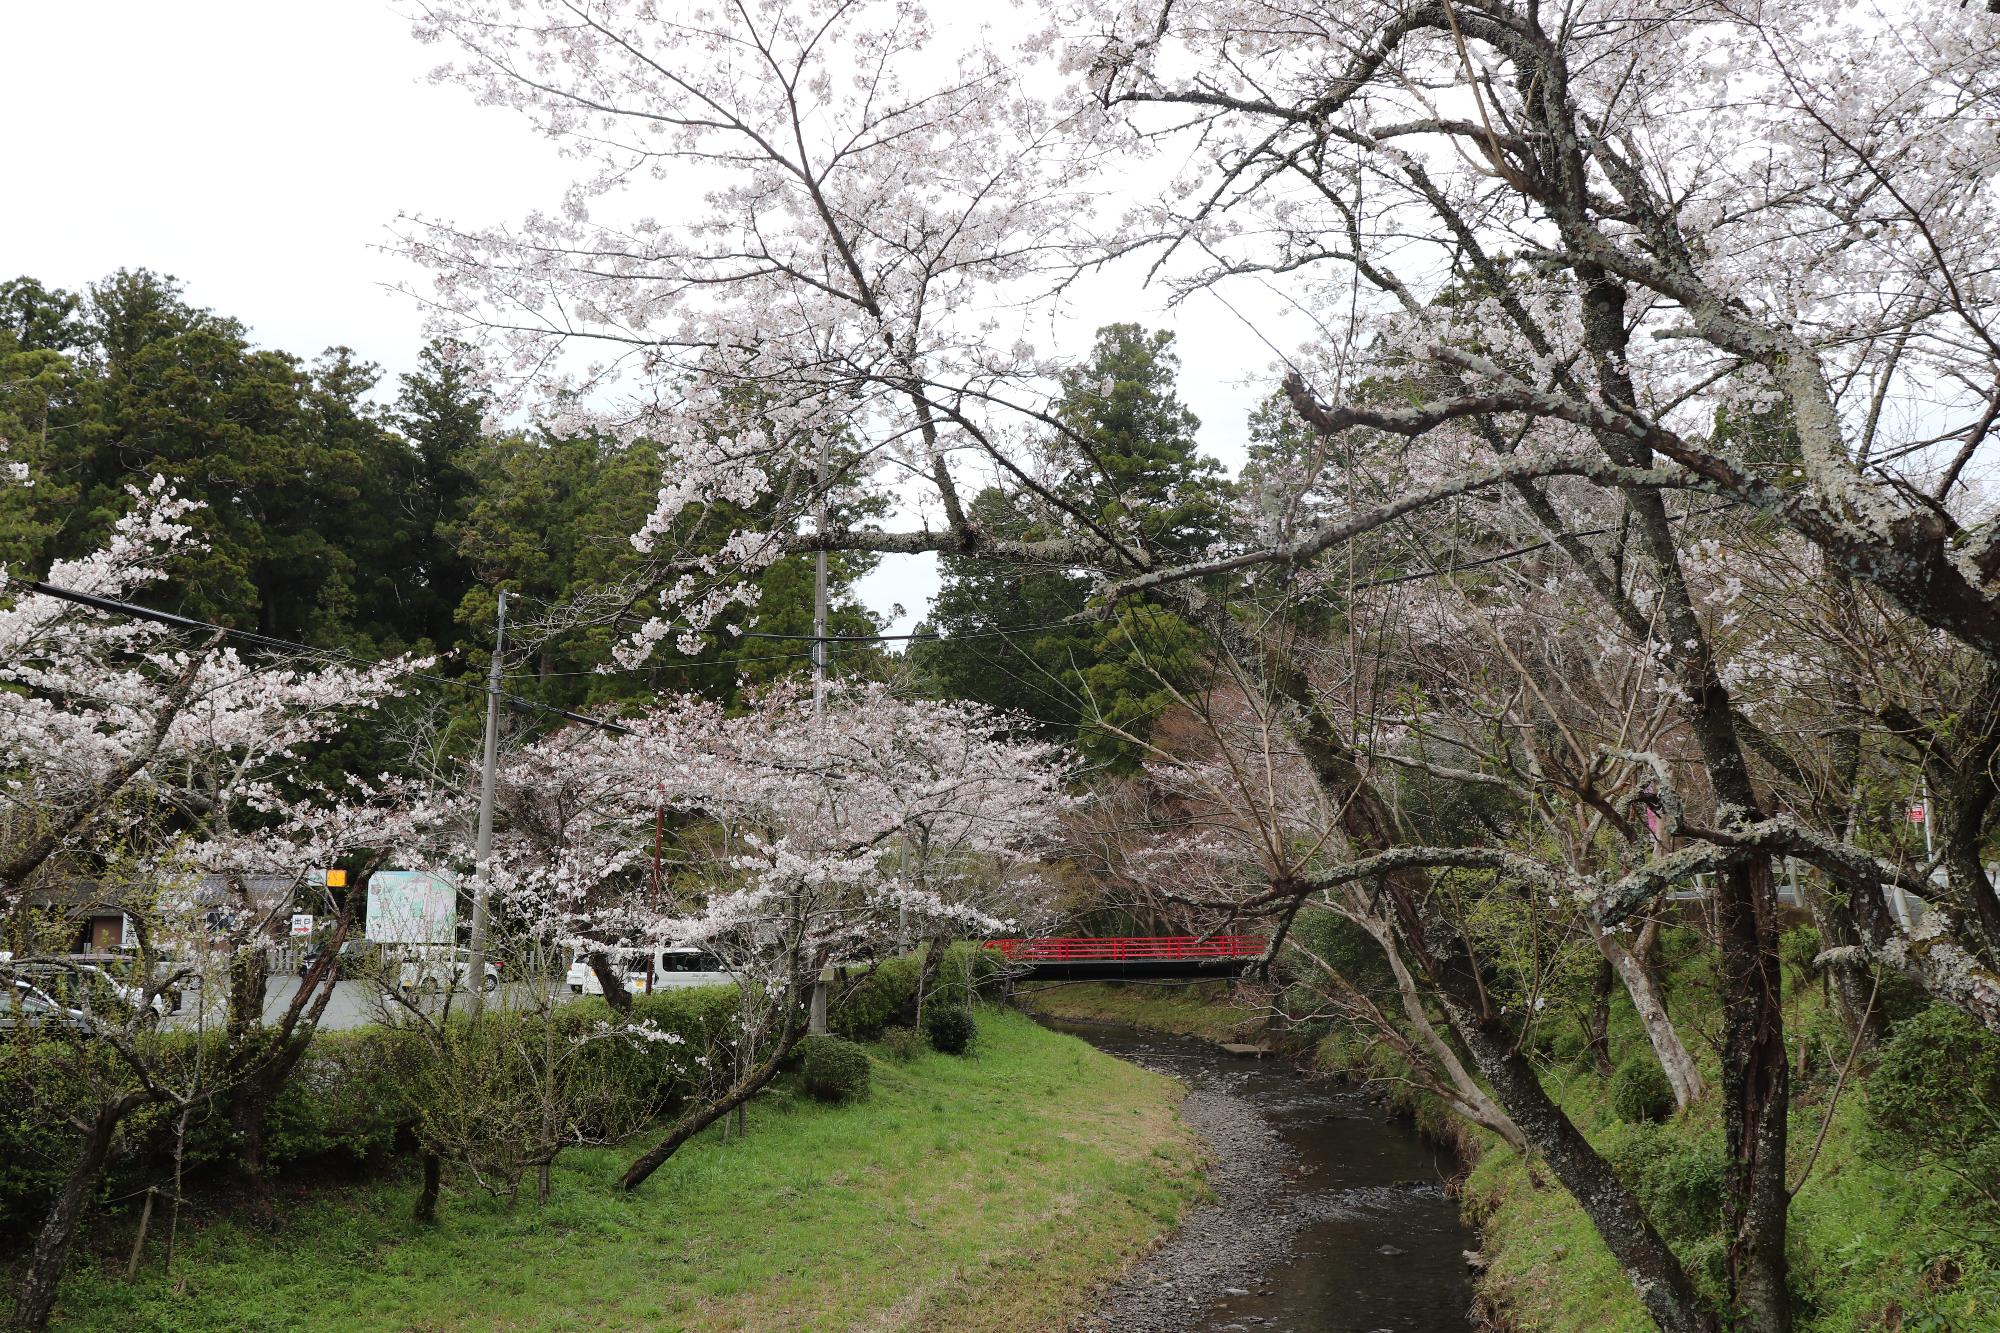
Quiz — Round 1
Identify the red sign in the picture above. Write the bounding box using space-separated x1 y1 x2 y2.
1907 802 1926 824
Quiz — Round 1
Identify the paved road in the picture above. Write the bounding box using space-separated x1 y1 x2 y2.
166 978 578 1031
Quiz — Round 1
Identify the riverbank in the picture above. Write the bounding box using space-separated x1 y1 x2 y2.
1018 977 2000 1331
40 1009 1202 1331
1046 1014 1473 1333
1015 980 1263 1043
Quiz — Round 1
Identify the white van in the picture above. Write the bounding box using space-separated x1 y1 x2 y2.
566 946 733 996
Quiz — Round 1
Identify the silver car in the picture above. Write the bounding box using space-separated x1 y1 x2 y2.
0 978 93 1034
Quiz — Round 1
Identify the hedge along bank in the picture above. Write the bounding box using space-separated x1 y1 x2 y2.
0 945 1002 1240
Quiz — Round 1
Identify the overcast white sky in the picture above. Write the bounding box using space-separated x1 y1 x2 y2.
1 2 1296 634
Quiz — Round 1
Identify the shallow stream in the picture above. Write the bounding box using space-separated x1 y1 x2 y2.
1043 1016 1476 1333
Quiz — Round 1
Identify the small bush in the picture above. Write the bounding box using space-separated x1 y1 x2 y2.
1780 924 1823 984
262 1027 422 1168
797 1035 871 1103
1544 1017 1594 1072
877 1026 926 1063
1608 1123 1727 1242
1611 1053 1675 1123
925 1007 975 1056
1867 1004 2000 1213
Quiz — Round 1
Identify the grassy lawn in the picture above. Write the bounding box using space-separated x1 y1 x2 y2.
48 1009 1201 1332
1013 981 1262 1043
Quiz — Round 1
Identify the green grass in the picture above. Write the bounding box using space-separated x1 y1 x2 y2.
47 1008 1202 1332
1014 981 1261 1043
1459 985 2000 1332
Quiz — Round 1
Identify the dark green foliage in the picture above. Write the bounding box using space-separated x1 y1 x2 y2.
1608 1124 1727 1244
828 946 999 1043
1050 324 1226 560
1780 925 1823 984
1872 967 1936 1029
1284 908 1393 997
55 272 420 644
925 1008 976 1056
877 1027 926 1063
0 277 84 353
1610 1053 1676 1123
1601 1123 1729 1303
1866 1004 2000 1212
829 957 922 1041
0 1039 100 1233
797 1036 871 1103
908 324 1229 772
1544 1016 1594 1071
249 1028 424 1170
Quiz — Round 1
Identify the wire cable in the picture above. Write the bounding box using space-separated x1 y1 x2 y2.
19 580 639 737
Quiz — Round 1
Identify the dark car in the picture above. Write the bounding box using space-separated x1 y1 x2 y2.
299 939 380 980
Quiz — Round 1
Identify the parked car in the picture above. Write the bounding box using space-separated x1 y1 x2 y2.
0 978 93 1034
299 938 380 981
11 958 175 1022
566 946 733 996
398 945 501 995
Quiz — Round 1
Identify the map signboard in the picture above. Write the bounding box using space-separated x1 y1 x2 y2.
365 871 458 944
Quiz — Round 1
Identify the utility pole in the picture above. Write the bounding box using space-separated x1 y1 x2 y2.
467 589 506 1019
808 443 831 1036
1896 778 1935 930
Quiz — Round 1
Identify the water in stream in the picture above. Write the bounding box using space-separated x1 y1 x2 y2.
1044 1017 1476 1333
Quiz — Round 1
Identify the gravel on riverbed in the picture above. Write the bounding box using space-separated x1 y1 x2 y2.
1075 1058 1306 1332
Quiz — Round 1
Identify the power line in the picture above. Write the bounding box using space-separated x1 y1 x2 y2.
22 493 1743 737
1354 500 1742 591
20 580 639 738
602 608 1087 645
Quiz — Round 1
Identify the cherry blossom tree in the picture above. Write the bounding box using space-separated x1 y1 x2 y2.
400 4 2000 1329
470 682 1068 1189
1060 9 2000 1327
0 479 209 910
0 473 436 1328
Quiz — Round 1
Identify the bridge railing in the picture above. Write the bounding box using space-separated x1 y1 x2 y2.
982 935 1266 963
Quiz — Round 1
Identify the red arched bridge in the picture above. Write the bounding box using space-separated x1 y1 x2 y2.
982 935 1266 981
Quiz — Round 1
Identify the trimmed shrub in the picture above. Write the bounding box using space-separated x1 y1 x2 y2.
0 948 1002 1235
877 1026 926 1063
830 956 920 1040
260 1027 423 1169
925 1007 975 1056
797 1035 871 1103
827 944 1004 1042
1610 1053 1675 1123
